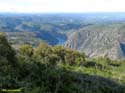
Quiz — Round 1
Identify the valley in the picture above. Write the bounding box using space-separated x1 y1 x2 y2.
1 13 125 93
1 13 125 59
1 0 125 92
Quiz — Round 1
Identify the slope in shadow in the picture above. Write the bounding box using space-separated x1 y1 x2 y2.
119 42 125 58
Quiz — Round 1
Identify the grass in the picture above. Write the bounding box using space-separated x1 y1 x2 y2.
61 58 125 85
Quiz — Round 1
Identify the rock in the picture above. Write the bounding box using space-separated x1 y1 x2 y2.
65 23 125 60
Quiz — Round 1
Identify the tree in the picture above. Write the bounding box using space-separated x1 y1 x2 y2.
19 44 33 57
34 42 52 59
0 33 19 89
0 33 16 63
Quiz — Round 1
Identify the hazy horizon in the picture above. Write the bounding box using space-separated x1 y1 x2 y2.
0 0 125 13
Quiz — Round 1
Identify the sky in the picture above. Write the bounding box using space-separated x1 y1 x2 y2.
0 0 125 13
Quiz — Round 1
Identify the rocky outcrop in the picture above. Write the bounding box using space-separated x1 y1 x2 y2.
65 23 125 59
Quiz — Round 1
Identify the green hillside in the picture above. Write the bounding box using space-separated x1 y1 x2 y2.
0 33 125 93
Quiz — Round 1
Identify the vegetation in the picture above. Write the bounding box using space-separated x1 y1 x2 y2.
0 33 125 93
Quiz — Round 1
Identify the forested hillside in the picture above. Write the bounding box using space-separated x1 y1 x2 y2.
0 33 125 93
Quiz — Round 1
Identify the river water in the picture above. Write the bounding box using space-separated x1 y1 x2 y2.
57 37 66 45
